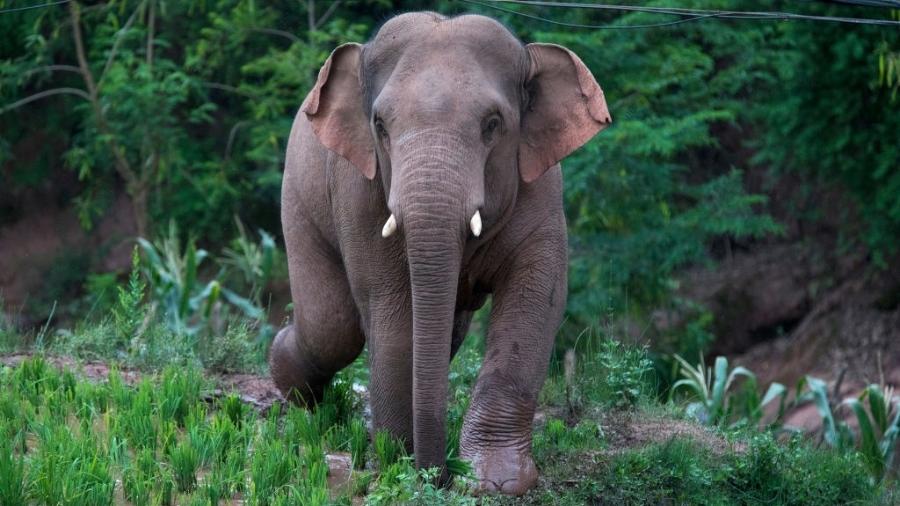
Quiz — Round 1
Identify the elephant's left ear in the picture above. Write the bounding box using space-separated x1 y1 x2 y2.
301 43 376 179
519 43 611 183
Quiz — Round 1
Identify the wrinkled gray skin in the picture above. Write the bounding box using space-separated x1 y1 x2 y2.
269 12 610 495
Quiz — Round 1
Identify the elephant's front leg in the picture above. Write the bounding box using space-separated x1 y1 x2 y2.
366 290 415 453
460 241 567 495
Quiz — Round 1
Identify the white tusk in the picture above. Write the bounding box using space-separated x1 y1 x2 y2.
381 214 397 238
470 211 482 237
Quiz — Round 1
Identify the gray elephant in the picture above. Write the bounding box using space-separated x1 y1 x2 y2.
269 12 611 495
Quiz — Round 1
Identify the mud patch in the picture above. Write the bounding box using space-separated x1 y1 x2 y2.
598 410 744 456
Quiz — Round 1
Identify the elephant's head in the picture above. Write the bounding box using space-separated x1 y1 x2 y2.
301 12 610 474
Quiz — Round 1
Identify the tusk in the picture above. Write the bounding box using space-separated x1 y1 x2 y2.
381 214 397 238
470 211 482 237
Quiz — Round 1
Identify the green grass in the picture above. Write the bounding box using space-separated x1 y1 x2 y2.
0 327 896 504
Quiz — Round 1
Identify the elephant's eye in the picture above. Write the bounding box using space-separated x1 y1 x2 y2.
374 118 388 139
482 114 503 145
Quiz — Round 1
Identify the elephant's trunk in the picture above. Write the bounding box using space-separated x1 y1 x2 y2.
392 131 478 476
405 203 461 475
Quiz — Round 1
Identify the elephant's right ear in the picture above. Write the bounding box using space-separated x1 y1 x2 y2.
301 43 376 179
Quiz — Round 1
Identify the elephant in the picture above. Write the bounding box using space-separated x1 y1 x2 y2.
269 12 611 495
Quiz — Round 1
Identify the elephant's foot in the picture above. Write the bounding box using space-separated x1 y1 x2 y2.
268 325 330 406
462 444 538 496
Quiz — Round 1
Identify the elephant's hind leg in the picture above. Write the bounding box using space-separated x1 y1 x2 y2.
270 221 364 406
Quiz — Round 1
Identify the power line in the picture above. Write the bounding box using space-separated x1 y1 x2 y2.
0 0 69 14
463 0 900 28
802 0 900 8
460 1 732 29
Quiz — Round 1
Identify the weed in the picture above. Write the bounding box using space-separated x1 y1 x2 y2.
114 246 147 344
534 418 605 461
197 319 259 372
0 297 23 351
368 457 477 506
729 433 876 505
596 338 654 407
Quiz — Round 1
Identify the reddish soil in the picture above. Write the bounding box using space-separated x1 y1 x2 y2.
657 237 900 433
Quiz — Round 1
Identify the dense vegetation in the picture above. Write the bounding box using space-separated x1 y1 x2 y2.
1 0 899 503
3 0 897 335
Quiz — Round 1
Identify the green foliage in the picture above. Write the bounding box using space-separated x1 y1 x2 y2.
574 433 877 506
752 3 900 261
728 434 876 505
137 222 224 335
1 0 787 343
0 343 896 504
249 435 298 504
484 2 786 337
804 377 900 479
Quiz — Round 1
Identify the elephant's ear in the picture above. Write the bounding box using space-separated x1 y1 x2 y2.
519 43 611 183
301 43 376 179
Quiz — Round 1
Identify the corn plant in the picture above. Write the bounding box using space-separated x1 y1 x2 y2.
801 376 854 451
139 223 264 333
219 219 277 305
844 384 900 479
673 354 770 426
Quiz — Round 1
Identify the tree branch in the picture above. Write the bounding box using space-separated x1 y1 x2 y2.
313 0 341 30
69 1 138 187
224 121 249 161
146 0 155 71
0 87 90 115
20 65 83 79
249 27 301 44
99 0 143 86
202 81 256 98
